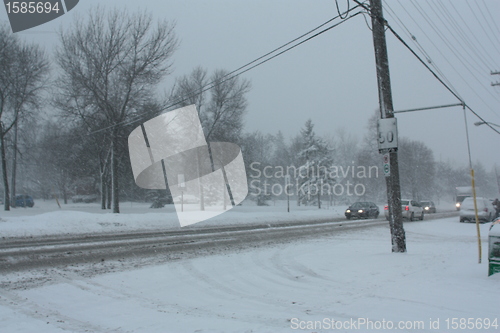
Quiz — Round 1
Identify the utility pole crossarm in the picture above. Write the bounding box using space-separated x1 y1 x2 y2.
491 71 500 86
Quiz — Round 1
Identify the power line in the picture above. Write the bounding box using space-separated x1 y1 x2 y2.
435 0 499 68
386 23 500 136
382 0 461 99
465 105 500 135
388 1 476 101
409 0 496 92
395 1 500 117
85 8 363 137
207 3 362 93
335 0 351 19
433 0 497 70
481 0 500 37
469 1 500 56
385 24 462 103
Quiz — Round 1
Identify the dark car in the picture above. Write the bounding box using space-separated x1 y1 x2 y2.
420 200 436 214
72 195 98 203
345 201 379 219
15 194 34 207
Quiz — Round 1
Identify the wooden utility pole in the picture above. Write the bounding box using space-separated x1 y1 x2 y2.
369 0 406 252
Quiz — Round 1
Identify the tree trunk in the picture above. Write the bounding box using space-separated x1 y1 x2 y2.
1 125 10 211
99 158 106 209
100 176 106 209
111 134 120 213
107 177 112 209
63 187 68 204
10 120 18 208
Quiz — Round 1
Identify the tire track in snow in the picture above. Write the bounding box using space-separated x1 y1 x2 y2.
0 288 113 332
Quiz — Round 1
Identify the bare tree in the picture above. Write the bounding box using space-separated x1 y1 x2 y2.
398 138 435 201
10 43 50 207
0 26 15 210
171 67 251 143
0 25 49 210
170 68 250 210
56 7 178 213
36 122 86 204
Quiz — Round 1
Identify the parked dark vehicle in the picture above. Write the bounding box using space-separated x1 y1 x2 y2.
345 202 379 219
72 195 98 203
146 191 173 208
421 200 437 214
15 195 34 207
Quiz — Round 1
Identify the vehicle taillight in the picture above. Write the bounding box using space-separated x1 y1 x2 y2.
384 205 388 210
405 206 410 211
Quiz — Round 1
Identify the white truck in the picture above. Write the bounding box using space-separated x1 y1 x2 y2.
455 186 476 210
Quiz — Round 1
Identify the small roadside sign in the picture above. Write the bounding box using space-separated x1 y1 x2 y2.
383 153 390 177
178 174 186 188
178 174 185 212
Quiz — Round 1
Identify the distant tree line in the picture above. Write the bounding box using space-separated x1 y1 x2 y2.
240 112 499 207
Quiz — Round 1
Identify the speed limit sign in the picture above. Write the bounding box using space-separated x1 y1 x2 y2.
377 118 398 152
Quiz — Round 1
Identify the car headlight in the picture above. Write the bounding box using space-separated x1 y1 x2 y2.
346 209 351 213
425 207 429 210
456 203 460 208
358 209 364 213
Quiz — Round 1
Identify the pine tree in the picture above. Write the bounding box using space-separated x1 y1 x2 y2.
296 120 333 208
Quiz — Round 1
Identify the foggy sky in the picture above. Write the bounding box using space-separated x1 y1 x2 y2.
3 0 499 170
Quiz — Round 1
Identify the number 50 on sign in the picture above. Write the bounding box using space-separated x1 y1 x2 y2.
377 118 398 152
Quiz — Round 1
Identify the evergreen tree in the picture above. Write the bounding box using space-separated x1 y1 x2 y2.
296 120 333 208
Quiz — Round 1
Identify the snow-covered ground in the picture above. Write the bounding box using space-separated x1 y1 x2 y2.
0 199 353 238
0 199 457 238
1 210 498 332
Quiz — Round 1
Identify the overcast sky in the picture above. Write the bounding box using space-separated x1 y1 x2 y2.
3 0 500 171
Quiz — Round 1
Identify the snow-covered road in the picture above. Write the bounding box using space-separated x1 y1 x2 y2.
0 218 385 272
1 216 498 333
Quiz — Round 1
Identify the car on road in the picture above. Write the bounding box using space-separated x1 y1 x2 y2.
15 194 34 208
385 199 424 221
459 197 495 223
345 201 379 219
421 200 437 214
72 195 98 203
